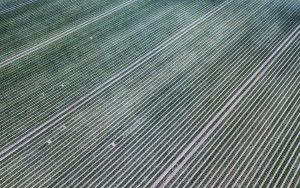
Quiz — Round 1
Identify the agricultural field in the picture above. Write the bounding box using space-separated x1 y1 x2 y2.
0 0 299 187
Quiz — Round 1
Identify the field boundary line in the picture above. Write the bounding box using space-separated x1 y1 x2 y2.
0 0 233 162
0 0 138 68
151 24 300 188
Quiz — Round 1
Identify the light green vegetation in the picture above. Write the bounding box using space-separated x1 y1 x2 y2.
0 0 218 150
169 34 300 188
0 0 300 187
0 0 127 60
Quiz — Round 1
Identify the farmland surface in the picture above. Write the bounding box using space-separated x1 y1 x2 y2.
0 0 299 187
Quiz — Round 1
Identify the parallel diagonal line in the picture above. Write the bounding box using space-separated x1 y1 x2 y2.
0 0 137 68
0 0 232 162
279 142 300 187
173 40 300 188
0 0 38 14
151 22 300 188
198 34 300 188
